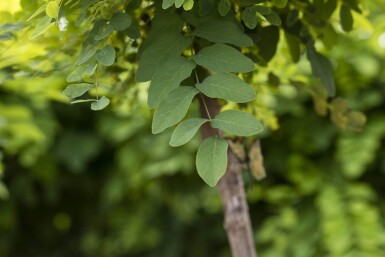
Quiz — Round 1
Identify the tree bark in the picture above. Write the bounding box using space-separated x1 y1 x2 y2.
199 95 257 257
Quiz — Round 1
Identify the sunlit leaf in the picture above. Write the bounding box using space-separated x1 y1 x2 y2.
46 1 59 19
63 83 94 98
196 136 228 187
29 15 53 39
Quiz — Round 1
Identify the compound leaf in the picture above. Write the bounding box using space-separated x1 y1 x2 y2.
170 118 208 147
96 45 116 66
211 110 263 136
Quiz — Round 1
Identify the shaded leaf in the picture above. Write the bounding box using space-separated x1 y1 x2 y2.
307 49 335 96
264 11 281 26
254 26 279 64
94 24 113 40
91 96 110 111
170 118 208 147
63 83 94 98
340 4 353 32
148 57 196 108
192 43 254 73
193 20 253 47
196 73 256 103
152 87 199 134
66 63 97 82
162 0 175 9
76 44 97 65
272 0 287 8
96 45 116 66
110 13 132 31
285 31 301 63
242 7 258 29
136 33 192 82
196 137 228 187
218 0 231 16
71 99 96 104
211 110 263 136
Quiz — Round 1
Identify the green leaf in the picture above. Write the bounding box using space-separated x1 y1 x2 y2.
66 63 97 82
148 57 196 108
94 24 113 40
242 7 258 29
340 4 353 32
29 15 53 39
264 11 281 26
76 44 97 65
152 87 199 134
211 110 263 136
91 96 110 111
272 0 287 8
170 118 208 147
110 13 132 31
183 0 194 10
0 32 15 42
192 44 254 73
0 22 24 32
46 1 59 19
284 32 300 63
175 0 185 8
307 49 335 97
96 45 116 66
27 4 47 21
254 6 271 15
196 137 228 187
196 73 256 103
162 0 175 9
136 33 192 82
193 21 253 47
63 83 94 98
254 26 279 64
218 0 231 16
71 99 96 104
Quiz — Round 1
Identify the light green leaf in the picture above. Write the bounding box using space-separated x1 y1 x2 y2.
110 13 132 31
242 7 258 29
148 57 196 108
27 4 47 21
183 0 194 10
162 0 175 9
29 15 53 39
196 137 228 187
193 21 253 47
152 87 199 134
71 99 96 104
96 45 116 66
272 0 287 8
340 4 353 32
192 44 254 73
170 118 208 147
196 73 256 103
211 110 263 136
63 83 94 98
66 63 97 82
175 0 185 8
136 33 192 82
0 32 15 42
46 1 59 19
307 49 335 96
76 44 97 65
218 0 231 16
91 96 110 111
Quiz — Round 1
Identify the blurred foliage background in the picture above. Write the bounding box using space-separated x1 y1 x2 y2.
1 1 385 257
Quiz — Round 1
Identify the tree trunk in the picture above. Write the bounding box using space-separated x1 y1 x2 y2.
199 95 257 257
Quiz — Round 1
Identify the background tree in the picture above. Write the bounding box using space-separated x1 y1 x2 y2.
1 0 385 257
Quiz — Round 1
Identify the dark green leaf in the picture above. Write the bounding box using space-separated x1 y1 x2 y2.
110 13 132 31
94 24 113 40
193 20 253 47
91 96 110 111
162 0 175 9
192 43 255 73
136 33 192 82
196 137 228 187
148 57 196 108
71 99 96 104
284 32 301 63
170 118 208 147
254 6 271 15
264 11 281 26
340 4 353 32
96 45 116 66
254 26 279 64
242 7 258 29
211 110 263 136
196 73 256 103
272 0 287 8
307 49 335 96
152 87 199 134
218 0 231 16
63 83 94 98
